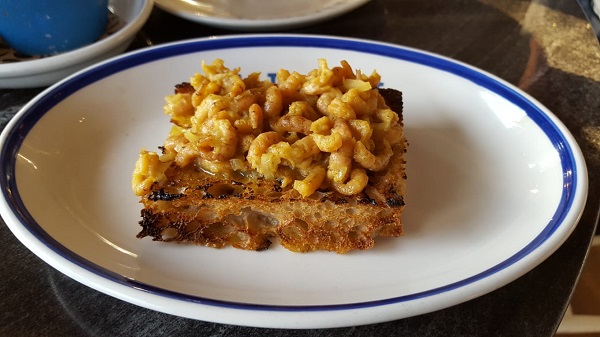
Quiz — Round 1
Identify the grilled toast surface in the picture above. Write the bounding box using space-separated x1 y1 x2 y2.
133 60 407 253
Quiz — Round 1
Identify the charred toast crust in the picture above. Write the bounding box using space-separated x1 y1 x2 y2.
137 88 407 253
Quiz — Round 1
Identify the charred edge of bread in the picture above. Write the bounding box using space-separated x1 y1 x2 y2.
137 88 407 253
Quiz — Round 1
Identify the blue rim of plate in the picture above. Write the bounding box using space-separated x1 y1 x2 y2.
0 35 580 312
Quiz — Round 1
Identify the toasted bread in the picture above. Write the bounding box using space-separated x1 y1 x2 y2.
136 87 406 253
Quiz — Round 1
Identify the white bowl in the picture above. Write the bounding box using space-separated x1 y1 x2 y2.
0 0 153 89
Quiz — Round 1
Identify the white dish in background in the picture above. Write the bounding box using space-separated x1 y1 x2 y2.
0 35 587 329
154 0 370 30
0 0 153 89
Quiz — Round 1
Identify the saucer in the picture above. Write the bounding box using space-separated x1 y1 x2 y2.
0 0 153 88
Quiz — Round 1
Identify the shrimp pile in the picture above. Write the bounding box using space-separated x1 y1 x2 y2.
132 59 404 198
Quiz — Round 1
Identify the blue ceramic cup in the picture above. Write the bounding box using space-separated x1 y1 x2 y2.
0 0 109 56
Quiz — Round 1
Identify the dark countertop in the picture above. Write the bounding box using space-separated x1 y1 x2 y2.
1 0 599 336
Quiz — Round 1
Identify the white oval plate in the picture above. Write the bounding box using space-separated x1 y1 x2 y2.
0 35 587 329
154 0 370 31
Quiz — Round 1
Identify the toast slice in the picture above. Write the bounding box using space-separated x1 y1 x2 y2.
133 60 407 253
